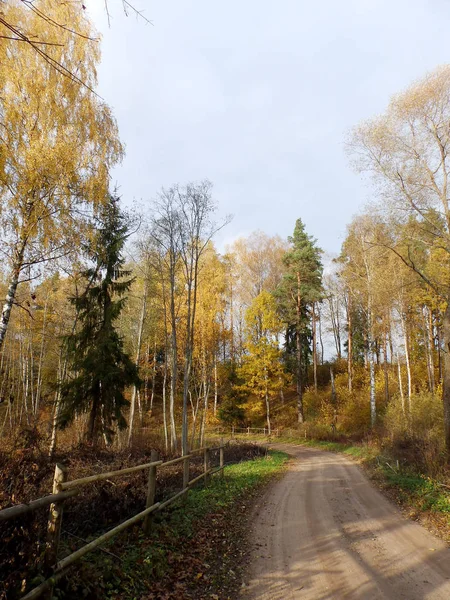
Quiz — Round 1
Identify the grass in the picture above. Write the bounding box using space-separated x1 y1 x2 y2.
66 449 289 599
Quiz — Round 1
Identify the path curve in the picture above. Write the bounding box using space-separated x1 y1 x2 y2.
242 444 450 599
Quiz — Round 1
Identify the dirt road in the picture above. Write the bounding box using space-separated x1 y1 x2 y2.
243 444 450 599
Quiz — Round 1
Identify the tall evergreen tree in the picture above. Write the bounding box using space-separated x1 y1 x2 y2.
59 195 140 444
277 219 322 423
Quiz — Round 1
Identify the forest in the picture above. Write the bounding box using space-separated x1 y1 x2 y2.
1 1 450 477
4 2 450 599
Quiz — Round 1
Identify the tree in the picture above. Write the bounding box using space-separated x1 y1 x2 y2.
191 243 228 445
340 215 384 426
238 291 287 435
349 65 450 455
277 219 322 423
228 232 287 363
177 181 228 456
0 0 123 352
59 196 140 444
0 1 149 84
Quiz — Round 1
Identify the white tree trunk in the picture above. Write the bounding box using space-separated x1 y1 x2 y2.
400 310 412 412
128 279 148 446
397 351 405 416
0 242 25 352
213 356 218 416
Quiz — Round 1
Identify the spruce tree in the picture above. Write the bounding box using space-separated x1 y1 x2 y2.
277 219 322 423
59 195 140 444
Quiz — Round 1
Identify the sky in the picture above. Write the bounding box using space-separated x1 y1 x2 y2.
87 0 450 256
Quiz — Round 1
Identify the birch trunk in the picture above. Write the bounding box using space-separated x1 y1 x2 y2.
442 302 450 460
162 358 169 452
0 241 26 352
424 306 435 394
34 296 49 417
400 309 412 412
264 370 271 436
397 351 405 416
128 279 148 446
312 302 318 393
296 271 304 423
150 337 157 414
347 293 353 392
369 336 376 428
213 356 218 416
383 330 389 403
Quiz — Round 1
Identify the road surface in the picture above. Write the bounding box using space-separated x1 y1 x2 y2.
243 444 450 599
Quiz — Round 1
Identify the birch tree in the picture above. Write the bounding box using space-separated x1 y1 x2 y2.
0 0 122 352
349 65 450 455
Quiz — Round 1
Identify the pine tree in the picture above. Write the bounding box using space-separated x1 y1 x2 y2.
277 219 322 423
59 195 140 444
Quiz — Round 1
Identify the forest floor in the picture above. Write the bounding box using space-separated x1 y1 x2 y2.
1 442 289 600
242 443 450 600
66 449 289 600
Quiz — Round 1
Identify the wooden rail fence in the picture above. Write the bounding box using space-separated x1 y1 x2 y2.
1 439 227 600
212 426 280 437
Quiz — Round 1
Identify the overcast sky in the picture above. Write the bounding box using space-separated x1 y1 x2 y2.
88 0 450 255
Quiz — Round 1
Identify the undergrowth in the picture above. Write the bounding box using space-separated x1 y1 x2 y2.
59 450 289 600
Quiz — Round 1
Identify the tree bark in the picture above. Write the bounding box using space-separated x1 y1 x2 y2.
442 302 450 459
397 351 405 416
400 309 412 412
383 329 389 404
312 302 318 393
424 305 435 394
0 241 26 352
162 357 169 452
264 371 271 436
150 337 157 414
128 279 148 446
168 262 178 452
296 271 304 423
318 304 324 364
213 356 218 416
87 392 99 444
367 297 376 427
347 292 353 392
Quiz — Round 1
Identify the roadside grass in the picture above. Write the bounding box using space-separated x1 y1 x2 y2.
65 449 289 599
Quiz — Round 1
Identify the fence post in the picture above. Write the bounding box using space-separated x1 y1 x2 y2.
220 437 224 478
204 447 210 485
264 428 266 436
143 449 158 534
45 463 67 573
231 425 234 438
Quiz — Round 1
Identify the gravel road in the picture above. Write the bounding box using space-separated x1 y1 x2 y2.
243 444 450 599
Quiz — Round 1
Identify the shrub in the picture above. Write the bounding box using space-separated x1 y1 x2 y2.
384 391 445 475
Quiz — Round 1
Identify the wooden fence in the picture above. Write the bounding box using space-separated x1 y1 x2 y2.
0 440 227 600
212 426 280 437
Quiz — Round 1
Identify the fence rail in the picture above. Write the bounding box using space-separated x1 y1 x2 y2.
0 490 79 522
212 426 280 437
1 439 227 600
